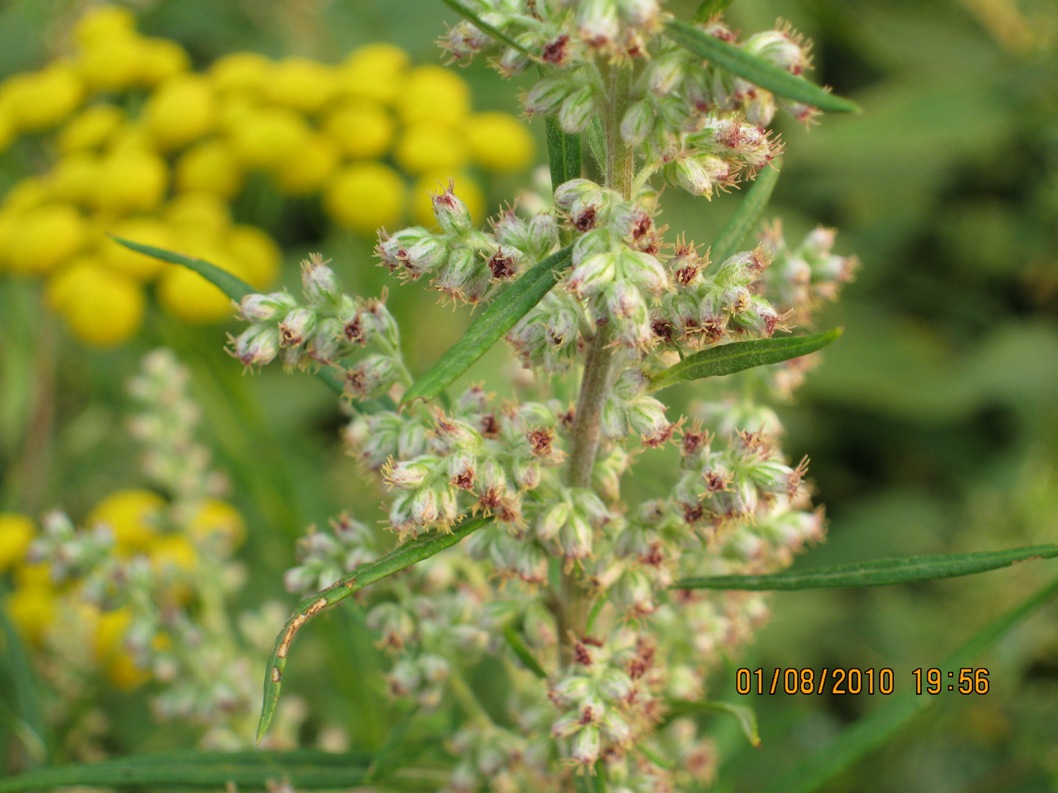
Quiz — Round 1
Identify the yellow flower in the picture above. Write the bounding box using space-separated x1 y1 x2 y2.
156 265 233 323
74 32 146 93
92 148 169 214
0 110 14 154
187 498 246 550
321 100 396 159
144 74 217 152
394 122 469 175
101 217 173 280
394 65 470 125
87 489 166 553
2 176 49 212
2 65 85 133
4 586 57 647
174 138 243 198
46 260 146 346
262 57 337 115
165 191 232 237
4 203 87 276
271 131 341 196
411 171 485 229
149 534 198 573
47 152 102 205
73 6 137 47
0 513 35 573
465 112 536 172
93 606 150 690
208 52 272 96
57 104 124 153
336 43 409 105
224 224 281 288
137 37 190 85
225 106 311 170
323 162 406 234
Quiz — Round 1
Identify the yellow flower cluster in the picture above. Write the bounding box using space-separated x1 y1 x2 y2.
0 6 535 346
0 491 245 689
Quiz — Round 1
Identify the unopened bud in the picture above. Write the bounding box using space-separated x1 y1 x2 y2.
433 185 474 236
300 253 342 309
558 84 596 134
238 291 295 323
523 78 571 116
620 100 656 147
230 325 280 367
278 307 317 348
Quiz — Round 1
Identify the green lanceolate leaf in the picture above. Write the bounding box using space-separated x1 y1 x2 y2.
709 159 781 267
439 0 531 55
758 574 1058 793
673 544 1058 591
545 116 581 191
0 592 47 767
257 517 488 741
502 625 548 679
111 236 254 301
693 0 736 22
665 20 859 114
649 328 842 392
0 750 373 792
401 245 574 405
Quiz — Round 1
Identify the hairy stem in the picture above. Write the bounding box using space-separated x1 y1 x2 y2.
556 62 635 666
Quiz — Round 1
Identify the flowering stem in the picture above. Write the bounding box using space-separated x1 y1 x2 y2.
556 62 636 664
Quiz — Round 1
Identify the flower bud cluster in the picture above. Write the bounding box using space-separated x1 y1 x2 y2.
653 239 783 349
602 368 674 447
229 253 408 401
377 184 559 305
283 513 378 595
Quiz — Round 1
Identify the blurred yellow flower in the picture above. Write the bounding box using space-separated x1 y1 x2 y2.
465 112 536 172
226 106 311 169
1 65 85 133
93 606 149 689
92 149 169 214
137 37 190 85
4 203 87 276
87 489 166 553
156 257 237 324
4 586 57 647
188 498 246 550
57 104 124 153
337 43 409 105
394 122 469 175
263 57 338 115
322 100 395 160
324 162 406 234
46 260 146 346
102 217 173 280
0 513 35 573
75 32 146 93
224 224 281 288
73 6 137 47
150 534 198 574
48 152 102 205
174 138 244 198
395 65 470 125
208 52 272 96
165 191 232 237
144 74 217 152
272 131 341 196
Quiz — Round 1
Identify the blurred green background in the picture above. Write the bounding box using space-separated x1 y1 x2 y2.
1 1 1056 791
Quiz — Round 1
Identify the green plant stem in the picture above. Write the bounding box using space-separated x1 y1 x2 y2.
556 62 635 667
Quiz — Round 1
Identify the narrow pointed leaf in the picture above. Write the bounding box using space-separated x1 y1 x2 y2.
401 245 573 405
674 544 1058 591
545 116 581 191
710 159 781 267
258 517 488 740
0 596 47 766
502 625 548 679
667 700 761 747
759 575 1058 793
111 236 254 301
0 750 372 792
649 328 842 392
665 20 859 114
693 0 736 22
439 0 531 55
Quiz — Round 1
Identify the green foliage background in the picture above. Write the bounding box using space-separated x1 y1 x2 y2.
1 0 1056 791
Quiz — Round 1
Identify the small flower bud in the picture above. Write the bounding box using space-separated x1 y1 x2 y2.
433 184 474 236
384 456 438 490
278 307 317 348
523 78 571 116
577 0 619 48
300 253 342 309
526 212 559 260
622 249 669 295
345 353 397 399
647 52 685 96
229 325 280 367
558 84 596 134
620 100 656 147
433 244 481 298
238 292 295 323
566 251 616 299
569 725 601 767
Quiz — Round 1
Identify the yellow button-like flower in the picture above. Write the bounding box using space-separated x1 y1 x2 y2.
208 52 272 96
2 65 85 133
187 498 246 550
5 203 87 276
165 191 232 237
224 224 281 288
137 37 190 85
465 112 536 172
87 489 166 553
75 32 146 93
0 110 14 154
46 260 146 346
149 533 198 573
321 100 395 159
323 162 406 234
73 6 137 47
92 148 169 214
272 131 340 196
411 171 485 229
4 586 57 647
0 513 35 573
144 74 217 152
394 122 469 175
94 606 150 690
226 106 311 170
337 43 409 105
102 217 173 280
262 57 338 115
2 176 49 212
57 104 125 153
47 152 101 205
174 138 243 198
155 241 239 324
394 65 470 125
